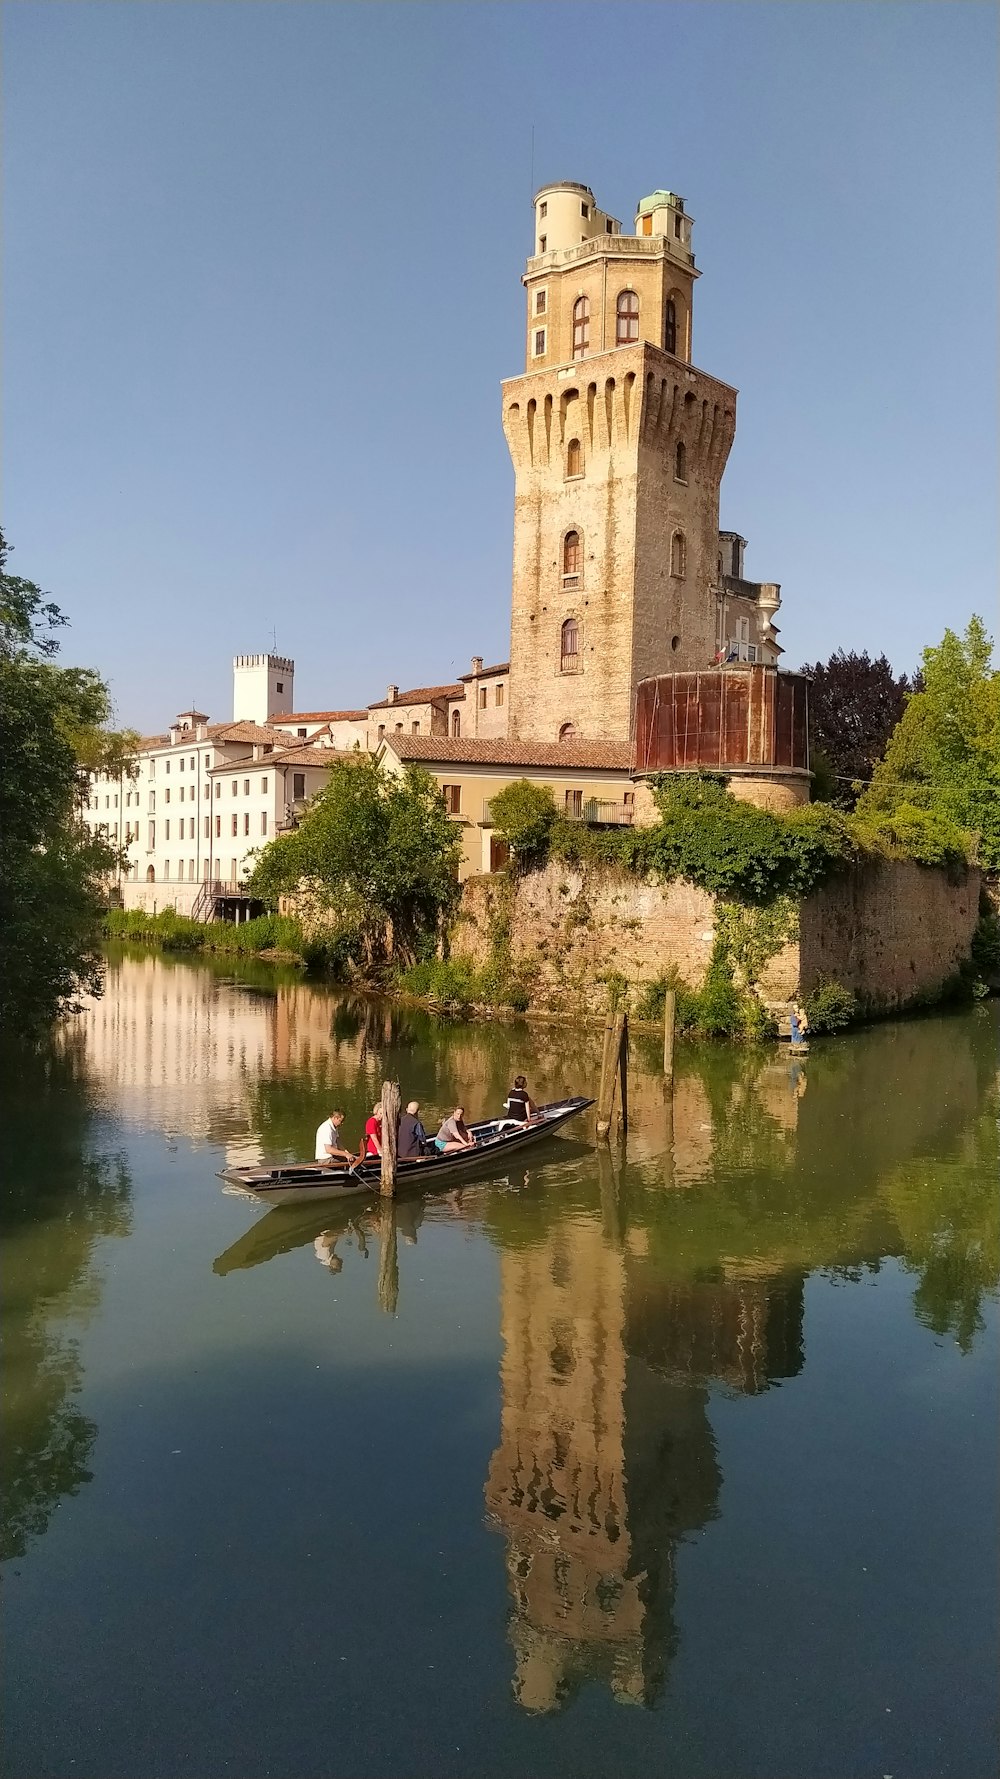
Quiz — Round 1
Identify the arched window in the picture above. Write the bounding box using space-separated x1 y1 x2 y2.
616 290 639 345
560 618 579 670
572 296 590 360
566 437 582 477
665 299 677 355
562 530 581 586
451 708 461 738
146 865 155 882
670 531 687 577
559 721 578 740
674 441 686 481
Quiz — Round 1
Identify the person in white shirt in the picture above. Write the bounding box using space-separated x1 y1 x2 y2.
314 1109 353 1165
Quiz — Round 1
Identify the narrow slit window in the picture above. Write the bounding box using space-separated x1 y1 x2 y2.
675 441 687 481
562 531 581 586
566 437 582 477
665 299 677 355
572 296 590 360
560 617 580 670
670 531 687 577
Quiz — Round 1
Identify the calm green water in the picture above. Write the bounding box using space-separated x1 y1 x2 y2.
1 947 997 1779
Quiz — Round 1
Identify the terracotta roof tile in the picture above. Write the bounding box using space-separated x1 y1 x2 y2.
205 721 290 744
458 662 510 681
270 710 369 723
383 735 633 771
367 683 464 710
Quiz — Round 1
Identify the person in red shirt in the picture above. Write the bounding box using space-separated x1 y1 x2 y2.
363 1103 383 1157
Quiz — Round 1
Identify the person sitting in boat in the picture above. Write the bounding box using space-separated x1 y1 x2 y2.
315 1108 353 1166
398 1100 429 1160
503 1075 538 1124
363 1103 383 1158
434 1107 476 1153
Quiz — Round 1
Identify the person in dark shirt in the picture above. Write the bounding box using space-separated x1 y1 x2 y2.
503 1075 538 1123
398 1100 429 1160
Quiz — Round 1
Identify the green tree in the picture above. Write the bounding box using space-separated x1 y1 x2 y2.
488 778 557 866
247 755 461 967
858 617 1000 868
0 531 132 1037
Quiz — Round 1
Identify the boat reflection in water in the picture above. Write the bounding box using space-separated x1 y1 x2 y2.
484 1204 803 1712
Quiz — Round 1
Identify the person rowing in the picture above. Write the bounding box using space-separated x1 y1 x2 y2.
314 1108 354 1166
503 1075 539 1124
434 1107 476 1154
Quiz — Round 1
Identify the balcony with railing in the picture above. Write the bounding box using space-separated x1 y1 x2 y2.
481 797 635 828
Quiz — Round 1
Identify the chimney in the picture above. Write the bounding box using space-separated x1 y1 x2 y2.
386 684 398 705
471 655 483 676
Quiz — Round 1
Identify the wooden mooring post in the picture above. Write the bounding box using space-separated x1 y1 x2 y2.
663 989 676 1087
596 1007 629 1141
379 1079 401 1196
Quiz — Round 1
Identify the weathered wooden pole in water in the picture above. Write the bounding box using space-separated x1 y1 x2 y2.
596 1008 628 1140
380 1079 401 1196
663 989 676 1087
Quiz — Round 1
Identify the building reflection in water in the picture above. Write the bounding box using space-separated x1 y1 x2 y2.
485 1220 803 1712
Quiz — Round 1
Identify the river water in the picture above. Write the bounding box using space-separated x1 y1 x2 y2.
1 946 997 1779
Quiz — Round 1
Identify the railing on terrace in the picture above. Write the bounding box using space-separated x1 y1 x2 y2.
481 798 635 827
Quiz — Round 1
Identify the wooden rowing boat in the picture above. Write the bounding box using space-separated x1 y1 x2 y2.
218 1096 595 1207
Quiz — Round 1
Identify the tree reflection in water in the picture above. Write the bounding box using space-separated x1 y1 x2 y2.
0 1034 132 1560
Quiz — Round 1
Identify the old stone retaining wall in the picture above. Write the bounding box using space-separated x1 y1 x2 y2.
457 858 981 1016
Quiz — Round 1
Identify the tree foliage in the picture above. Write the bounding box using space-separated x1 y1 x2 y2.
488 778 557 865
0 531 129 1037
799 648 920 809
246 756 461 966
857 617 1000 869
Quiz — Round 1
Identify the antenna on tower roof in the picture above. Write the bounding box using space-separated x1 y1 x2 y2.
270 627 277 653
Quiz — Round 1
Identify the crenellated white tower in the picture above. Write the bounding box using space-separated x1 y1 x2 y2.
232 654 294 725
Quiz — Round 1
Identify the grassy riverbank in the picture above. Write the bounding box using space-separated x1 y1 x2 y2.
104 908 311 961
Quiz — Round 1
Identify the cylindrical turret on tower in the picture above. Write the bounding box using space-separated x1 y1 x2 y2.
634 190 693 254
532 182 620 257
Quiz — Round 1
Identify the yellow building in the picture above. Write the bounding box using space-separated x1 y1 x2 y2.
378 732 635 879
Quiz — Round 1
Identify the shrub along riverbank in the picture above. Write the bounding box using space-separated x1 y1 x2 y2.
104 908 334 965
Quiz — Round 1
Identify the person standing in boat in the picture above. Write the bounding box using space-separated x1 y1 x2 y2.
434 1107 476 1153
363 1103 383 1158
503 1075 538 1124
398 1101 429 1160
315 1108 353 1166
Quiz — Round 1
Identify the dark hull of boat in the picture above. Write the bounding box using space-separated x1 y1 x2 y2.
218 1097 595 1207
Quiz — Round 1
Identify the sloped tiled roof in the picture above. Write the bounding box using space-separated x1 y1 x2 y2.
205 721 291 744
270 709 369 723
367 683 464 710
458 661 510 681
383 735 633 771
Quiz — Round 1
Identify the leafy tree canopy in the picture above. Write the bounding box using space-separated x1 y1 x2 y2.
246 756 461 965
798 648 920 809
857 617 1000 869
0 530 134 1037
488 778 557 865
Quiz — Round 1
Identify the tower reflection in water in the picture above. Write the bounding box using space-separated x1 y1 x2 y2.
484 1220 802 1713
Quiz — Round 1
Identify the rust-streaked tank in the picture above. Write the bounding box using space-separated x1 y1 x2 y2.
633 665 810 775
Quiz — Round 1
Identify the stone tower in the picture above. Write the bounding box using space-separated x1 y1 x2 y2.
232 653 294 725
503 182 738 743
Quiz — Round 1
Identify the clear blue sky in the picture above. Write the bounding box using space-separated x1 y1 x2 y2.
3 2 996 729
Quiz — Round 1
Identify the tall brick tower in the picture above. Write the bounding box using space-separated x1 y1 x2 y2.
503 183 739 743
